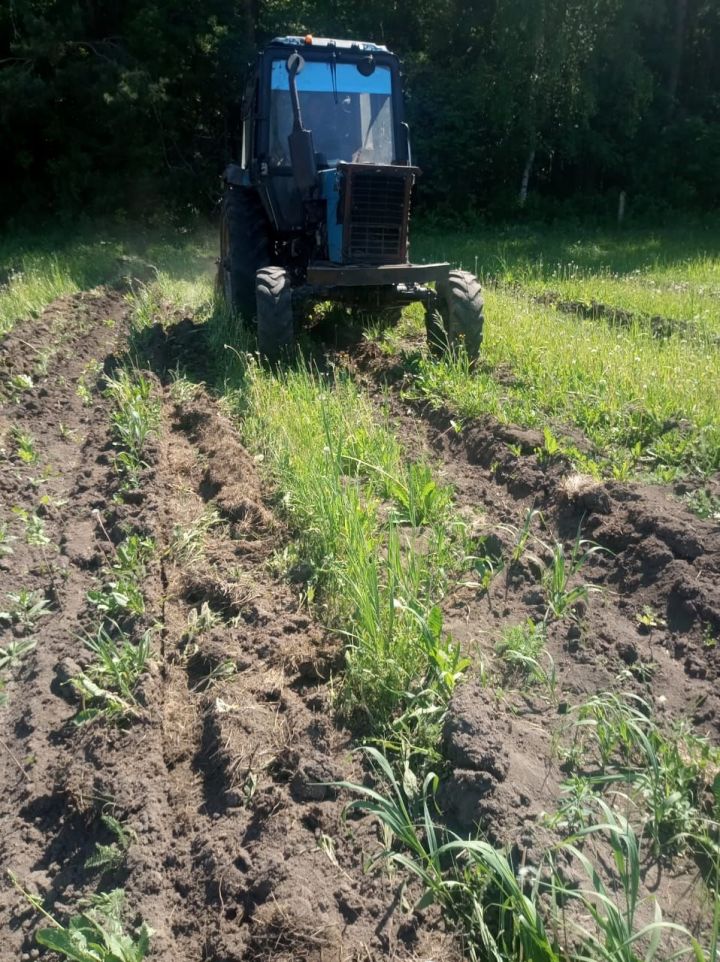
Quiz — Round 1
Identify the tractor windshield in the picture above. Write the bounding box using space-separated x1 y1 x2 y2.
269 59 395 168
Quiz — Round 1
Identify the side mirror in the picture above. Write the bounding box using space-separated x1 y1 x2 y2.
286 50 316 191
286 51 305 75
289 127 317 191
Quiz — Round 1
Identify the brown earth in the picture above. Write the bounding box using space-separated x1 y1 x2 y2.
338 338 720 939
2 293 719 960
0 295 456 962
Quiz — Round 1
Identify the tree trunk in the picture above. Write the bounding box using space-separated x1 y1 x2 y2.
518 148 535 207
667 0 688 114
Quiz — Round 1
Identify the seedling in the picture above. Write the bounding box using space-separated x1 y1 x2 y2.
169 368 202 403
0 522 16 557
685 488 720 522
535 426 562 463
636 605 666 630
71 624 151 724
536 532 606 621
76 378 93 406
88 581 145 619
112 534 155 579
9 373 33 395
13 429 38 464
508 507 541 568
495 620 557 698
85 814 136 874
12 506 51 546
169 508 221 564
192 657 237 692
105 369 160 490
14 880 151 962
183 602 221 646
0 589 51 630
0 638 37 671
559 691 720 858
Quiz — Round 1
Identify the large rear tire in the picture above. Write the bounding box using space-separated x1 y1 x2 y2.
255 266 295 362
426 270 484 361
219 187 269 323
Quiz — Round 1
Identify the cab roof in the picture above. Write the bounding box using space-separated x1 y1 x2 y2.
269 36 390 54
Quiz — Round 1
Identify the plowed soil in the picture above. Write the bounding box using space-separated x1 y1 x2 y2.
0 293 455 961
2 291 719 959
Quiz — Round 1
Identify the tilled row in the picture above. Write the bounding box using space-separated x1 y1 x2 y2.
0 294 455 961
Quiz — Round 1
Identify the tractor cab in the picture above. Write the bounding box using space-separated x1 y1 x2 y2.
219 36 484 361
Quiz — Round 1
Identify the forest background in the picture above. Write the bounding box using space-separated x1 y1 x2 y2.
1 0 718 225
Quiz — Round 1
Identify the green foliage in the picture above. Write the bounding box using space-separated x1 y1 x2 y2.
104 370 160 491
12 507 51 546
558 691 720 860
71 624 151 724
88 532 156 621
536 534 607 622
1 0 719 220
237 360 469 749
85 815 136 875
34 889 151 962
0 522 16 558
685 489 720 522
338 746 558 962
0 638 37 672
339 748 707 962
13 429 38 464
0 589 51 630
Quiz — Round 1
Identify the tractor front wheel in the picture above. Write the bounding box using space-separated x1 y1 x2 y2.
426 270 484 362
255 266 295 362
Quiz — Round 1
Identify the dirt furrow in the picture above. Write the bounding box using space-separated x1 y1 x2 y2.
333 339 720 932
1 293 456 962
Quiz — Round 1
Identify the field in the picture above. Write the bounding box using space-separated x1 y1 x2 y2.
1 221 719 962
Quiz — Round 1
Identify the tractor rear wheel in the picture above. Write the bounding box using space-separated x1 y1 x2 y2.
427 270 485 361
219 187 269 322
255 266 295 362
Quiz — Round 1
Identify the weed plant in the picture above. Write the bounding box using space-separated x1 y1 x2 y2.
0 522 16 557
85 814 135 874
0 638 37 671
14 879 151 962
104 370 160 490
87 534 154 620
235 360 469 751
340 748 715 962
12 507 51 546
0 589 51 630
400 241 720 478
557 692 720 863
535 534 607 622
71 624 151 724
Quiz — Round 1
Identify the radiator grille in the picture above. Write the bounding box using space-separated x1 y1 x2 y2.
345 170 408 263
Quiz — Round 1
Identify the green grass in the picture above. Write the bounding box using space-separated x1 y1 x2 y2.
406 224 720 480
0 223 215 336
405 286 719 479
227 359 470 749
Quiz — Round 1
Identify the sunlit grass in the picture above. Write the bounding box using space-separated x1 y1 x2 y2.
0 225 215 336
407 225 720 479
408 287 720 477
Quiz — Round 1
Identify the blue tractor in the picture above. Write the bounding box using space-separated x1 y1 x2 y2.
219 35 484 360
